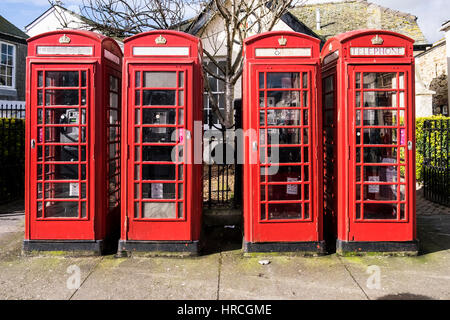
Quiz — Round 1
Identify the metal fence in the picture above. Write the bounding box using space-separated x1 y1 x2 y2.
0 101 25 204
422 119 450 207
0 101 26 119
203 100 242 209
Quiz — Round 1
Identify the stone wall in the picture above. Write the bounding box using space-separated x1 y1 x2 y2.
415 41 448 115
291 0 427 44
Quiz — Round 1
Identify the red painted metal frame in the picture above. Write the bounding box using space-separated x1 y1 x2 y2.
25 30 123 241
121 31 203 242
320 30 416 243
243 31 323 244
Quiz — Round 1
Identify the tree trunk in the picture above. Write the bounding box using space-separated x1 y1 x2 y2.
224 78 235 128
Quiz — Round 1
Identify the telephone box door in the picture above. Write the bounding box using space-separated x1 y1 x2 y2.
126 64 191 241
251 64 319 242
29 64 93 239
348 65 415 241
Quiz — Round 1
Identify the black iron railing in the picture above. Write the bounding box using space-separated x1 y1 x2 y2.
422 119 450 207
203 100 242 209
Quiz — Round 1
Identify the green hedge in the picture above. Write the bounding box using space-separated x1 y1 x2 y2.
416 115 450 183
0 118 25 203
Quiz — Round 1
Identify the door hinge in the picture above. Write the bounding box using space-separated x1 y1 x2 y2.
127 144 130 159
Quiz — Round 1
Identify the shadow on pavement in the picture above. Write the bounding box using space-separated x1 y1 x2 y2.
377 293 433 300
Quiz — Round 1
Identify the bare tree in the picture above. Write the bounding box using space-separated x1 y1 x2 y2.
69 0 305 127
194 0 305 128
79 0 188 38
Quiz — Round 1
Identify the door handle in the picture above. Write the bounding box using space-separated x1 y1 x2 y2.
408 141 413 151
252 141 258 151
31 139 36 149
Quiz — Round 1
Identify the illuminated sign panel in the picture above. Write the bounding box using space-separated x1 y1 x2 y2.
132 46 190 56
37 46 93 55
350 47 406 56
255 47 312 57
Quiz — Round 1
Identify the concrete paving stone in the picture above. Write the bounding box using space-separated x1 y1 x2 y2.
0 255 102 300
339 252 450 300
218 251 368 300
72 254 221 300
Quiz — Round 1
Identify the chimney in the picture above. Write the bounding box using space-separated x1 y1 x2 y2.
316 9 321 30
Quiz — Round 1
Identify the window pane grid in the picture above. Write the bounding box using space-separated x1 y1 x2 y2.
354 71 408 221
258 71 312 222
133 70 185 220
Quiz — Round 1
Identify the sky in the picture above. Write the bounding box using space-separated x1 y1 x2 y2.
0 0 448 43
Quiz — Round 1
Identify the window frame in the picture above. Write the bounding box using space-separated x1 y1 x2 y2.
203 58 226 129
0 41 16 90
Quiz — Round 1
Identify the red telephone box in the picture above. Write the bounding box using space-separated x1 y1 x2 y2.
321 30 418 254
119 31 203 255
24 30 123 254
243 31 324 253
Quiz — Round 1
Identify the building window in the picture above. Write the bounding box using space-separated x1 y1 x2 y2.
204 60 226 129
0 42 15 88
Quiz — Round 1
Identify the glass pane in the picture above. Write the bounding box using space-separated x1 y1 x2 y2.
259 73 264 89
364 203 397 220
363 147 397 163
44 201 78 218
44 182 80 198
324 93 334 109
142 90 176 106
266 72 300 89
363 92 396 108
45 90 79 106
45 71 79 87
267 147 302 163
142 127 176 143
324 76 334 92
109 76 118 91
142 146 174 162
38 71 43 87
266 128 301 145
303 92 308 108
364 166 398 182
363 128 397 145
268 184 302 201
143 71 177 88
268 203 302 220
178 72 184 88
110 92 119 108
135 91 141 105
178 91 184 106
45 108 84 125
142 108 176 125
363 110 397 126
266 109 301 126
81 71 86 87
45 145 80 162
142 183 175 199
142 164 176 180
45 164 80 180
302 73 308 89
45 127 79 143
267 91 300 108
178 202 184 218
363 73 397 89
142 202 176 219
355 73 361 89
364 184 397 201
135 72 141 87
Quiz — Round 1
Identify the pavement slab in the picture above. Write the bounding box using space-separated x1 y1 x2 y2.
71 254 221 300
219 251 368 300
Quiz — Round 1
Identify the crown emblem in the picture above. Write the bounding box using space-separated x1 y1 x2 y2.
278 36 287 46
371 35 384 45
59 34 71 44
155 35 167 45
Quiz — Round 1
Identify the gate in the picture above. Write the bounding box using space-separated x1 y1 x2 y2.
0 102 25 204
203 100 242 209
422 119 450 207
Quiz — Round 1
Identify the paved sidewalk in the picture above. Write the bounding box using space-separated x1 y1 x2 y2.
1 197 450 300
